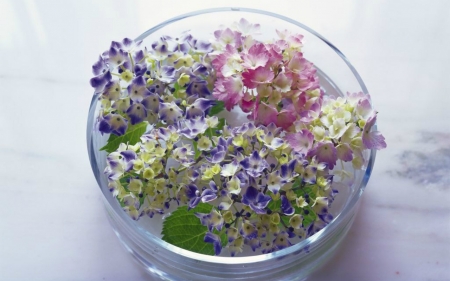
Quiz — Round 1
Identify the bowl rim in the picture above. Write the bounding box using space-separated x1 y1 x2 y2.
90 6 377 265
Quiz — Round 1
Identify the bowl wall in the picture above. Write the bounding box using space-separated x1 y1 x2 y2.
87 7 375 281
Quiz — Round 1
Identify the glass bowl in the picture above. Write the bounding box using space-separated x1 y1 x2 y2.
87 7 376 281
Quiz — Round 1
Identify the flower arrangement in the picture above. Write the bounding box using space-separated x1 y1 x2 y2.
90 19 386 257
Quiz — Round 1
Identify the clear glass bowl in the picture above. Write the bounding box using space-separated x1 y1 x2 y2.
87 7 376 281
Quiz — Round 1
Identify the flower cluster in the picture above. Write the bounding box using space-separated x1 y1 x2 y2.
105 120 337 256
90 18 386 256
210 20 320 131
90 32 214 135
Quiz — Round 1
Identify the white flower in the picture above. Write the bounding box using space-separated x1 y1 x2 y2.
221 160 239 177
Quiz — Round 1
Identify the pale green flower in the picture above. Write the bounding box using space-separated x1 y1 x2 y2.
312 126 326 142
221 160 239 177
333 107 351 122
270 213 280 224
296 196 308 208
143 167 155 180
128 179 143 194
177 73 190 86
206 116 219 128
289 214 303 229
198 136 212 151
151 161 164 175
328 118 348 139
120 69 133 82
227 176 241 195
133 159 144 172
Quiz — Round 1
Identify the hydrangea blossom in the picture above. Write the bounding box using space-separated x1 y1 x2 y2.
91 18 386 257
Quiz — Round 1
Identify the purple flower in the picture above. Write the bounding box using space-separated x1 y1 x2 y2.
158 102 183 124
301 165 317 184
141 93 162 113
99 114 128 136
154 62 176 83
133 62 147 77
120 150 137 172
195 209 224 232
103 80 121 101
90 71 112 94
280 159 297 183
204 232 222 256
186 98 214 119
111 37 142 53
280 195 294 215
337 143 353 161
273 231 292 250
128 76 150 102
206 145 227 163
145 206 164 218
188 38 212 53
133 49 145 63
186 80 211 97
191 62 209 76
240 221 258 239
185 181 219 209
156 125 178 141
362 114 387 150
185 184 201 209
241 186 271 214
308 142 338 169
248 238 262 252
92 56 109 76
240 151 269 177
285 129 314 155
148 80 166 95
180 116 208 139
108 46 128 69
126 102 147 125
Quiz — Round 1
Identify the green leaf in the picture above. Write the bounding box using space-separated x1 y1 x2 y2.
267 197 280 212
216 118 226 131
302 206 317 228
100 122 148 153
209 101 225 116
162 203 226 255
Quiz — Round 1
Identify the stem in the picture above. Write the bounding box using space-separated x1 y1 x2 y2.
129 53 135 70
279 213 289 229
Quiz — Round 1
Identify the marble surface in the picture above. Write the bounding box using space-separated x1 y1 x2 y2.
1 0 449 280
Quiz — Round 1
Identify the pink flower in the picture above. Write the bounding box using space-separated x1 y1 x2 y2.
337 144 353 161
286 53 309 74
213 76 244 111
239 92 256 113
286 33 304 49
276 108 297 130
309 142 338 169
214 28 242 48
272 72 292 93
346 92 367 107
293 74 318 91
255 102 278 126
286 129 314 155
241 43 269 69
356 98 374 121
242 67 275 89
211 45 242 77
265 41 285 67
295 92 323 123
232 18 261 36
362 114 387 150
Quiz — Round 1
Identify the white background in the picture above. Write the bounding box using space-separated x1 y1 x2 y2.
0 0 449 280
